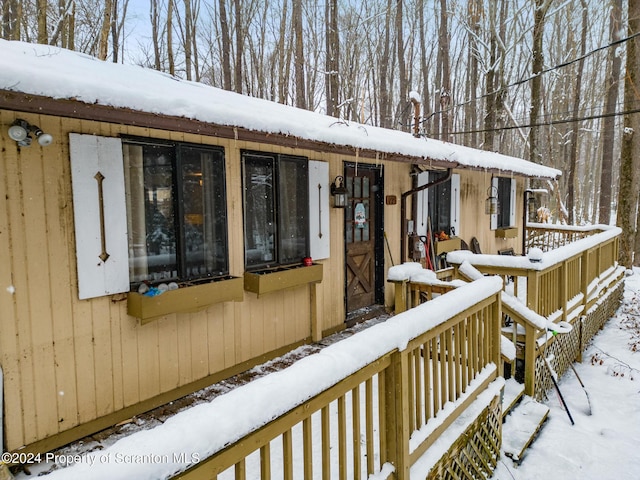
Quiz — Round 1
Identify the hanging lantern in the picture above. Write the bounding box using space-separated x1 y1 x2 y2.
485 186 499 215
331 176 348 208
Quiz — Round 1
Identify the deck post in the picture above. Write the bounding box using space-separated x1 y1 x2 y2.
383 350 411 479
524 323 537 396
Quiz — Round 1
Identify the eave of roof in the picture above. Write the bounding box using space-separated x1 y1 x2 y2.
0 40 561 180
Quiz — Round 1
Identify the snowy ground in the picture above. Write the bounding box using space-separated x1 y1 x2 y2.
10 270 640 480
492 268 640 480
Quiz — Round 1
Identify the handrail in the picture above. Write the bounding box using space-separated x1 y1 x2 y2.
172 277 503 480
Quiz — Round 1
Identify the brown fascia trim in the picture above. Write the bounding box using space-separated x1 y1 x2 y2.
1 89 552 178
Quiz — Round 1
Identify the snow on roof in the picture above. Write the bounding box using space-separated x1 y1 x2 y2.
0 40 561 179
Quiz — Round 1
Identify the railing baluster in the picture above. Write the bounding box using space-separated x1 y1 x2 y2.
423 340 431 422
338 396 347 480
303 417 313 480
260 444 271 480
365 378 375 475
283 429 293 480
321 406 330 480
235 459 246 480
431 336 440 416
351 387 361 480
414 347 423 428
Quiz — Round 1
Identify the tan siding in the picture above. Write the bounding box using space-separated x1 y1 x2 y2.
0 111 419 451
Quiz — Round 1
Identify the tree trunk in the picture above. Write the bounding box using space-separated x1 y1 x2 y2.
167 0 175 75
378 0 392 127
293 0 306 109
99 0 112 59
618 0 640 267
37 0 48 44
566 0 588 224
599 0 623 225
111 0 119 62
395 0 407 128
438 0 451 142
219 0 232 90
325 0 339 117
233 0 243 93
151 0 161 70
465 0 481 147
184 0 193 80
418 0 431 136
529 0 551 164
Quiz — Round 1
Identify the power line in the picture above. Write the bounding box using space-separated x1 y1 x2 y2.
422 30 640 126
448 107 640 136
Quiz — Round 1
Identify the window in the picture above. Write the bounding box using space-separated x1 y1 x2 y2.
123 139 228 286
242 151 309 270
416 171 460 238
491 177 517 230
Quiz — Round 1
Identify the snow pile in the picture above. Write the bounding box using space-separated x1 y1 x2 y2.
493 269 640 479
0 40 560 179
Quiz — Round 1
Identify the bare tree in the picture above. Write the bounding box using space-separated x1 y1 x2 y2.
599 0 623 225
98 0 112 59
618 0 640 267
293 0 306 108
529 0 552 164
325 0 339 117
218 0 232 90
566 0 588 224
37 0 48 44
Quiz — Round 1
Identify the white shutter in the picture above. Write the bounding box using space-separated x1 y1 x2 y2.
490 177 498 230
308 160 330 260
450 173 460 237
416 171 429 236
509 178 517 227
69 134 129 299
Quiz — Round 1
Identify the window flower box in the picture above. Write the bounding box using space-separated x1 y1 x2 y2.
435 237 462 255
128 276 244 324
495 227 519 239
244 263 323 296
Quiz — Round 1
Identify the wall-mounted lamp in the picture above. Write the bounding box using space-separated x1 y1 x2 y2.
485 186 499 215
331 175 348 208
8 118 54 147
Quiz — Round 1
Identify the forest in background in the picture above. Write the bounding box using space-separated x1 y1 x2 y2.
3 0 640 266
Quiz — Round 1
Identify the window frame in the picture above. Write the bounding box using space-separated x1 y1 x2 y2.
122 137 230 288
491 176 517 230
241 150 310 271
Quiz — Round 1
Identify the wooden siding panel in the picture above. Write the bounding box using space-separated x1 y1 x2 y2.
1 114 422 452
0 110 27 448
157 316 180 392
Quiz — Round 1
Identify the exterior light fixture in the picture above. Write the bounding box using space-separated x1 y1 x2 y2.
485 186 499 215
331 175 348 208
7 118 54 147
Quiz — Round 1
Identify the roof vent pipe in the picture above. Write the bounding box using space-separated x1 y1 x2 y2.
400 168 452 264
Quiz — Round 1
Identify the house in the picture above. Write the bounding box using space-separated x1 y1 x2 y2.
0 39 564 463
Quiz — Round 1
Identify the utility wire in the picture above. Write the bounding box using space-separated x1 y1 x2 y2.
449 107 640 136
421 31 640 129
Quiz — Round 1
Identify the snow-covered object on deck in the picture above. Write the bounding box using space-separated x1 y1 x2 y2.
387 262 424 281
0 40 561 180
528 247 544 263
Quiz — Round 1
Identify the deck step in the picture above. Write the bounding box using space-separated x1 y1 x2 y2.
502 397 549 464
502 378 525 418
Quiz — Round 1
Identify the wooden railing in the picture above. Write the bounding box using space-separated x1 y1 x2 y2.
174 278 503 480
447 224 624 397
525 222 597 252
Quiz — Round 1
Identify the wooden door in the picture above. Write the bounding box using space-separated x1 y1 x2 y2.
345 165 380 314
